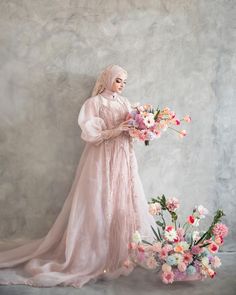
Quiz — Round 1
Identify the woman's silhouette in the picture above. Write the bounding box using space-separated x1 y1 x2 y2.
0 64 155 288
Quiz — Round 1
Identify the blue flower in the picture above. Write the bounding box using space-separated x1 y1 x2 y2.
187 265 196 275
166 255 177 266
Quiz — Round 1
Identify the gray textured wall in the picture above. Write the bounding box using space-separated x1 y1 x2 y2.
0 0 235 251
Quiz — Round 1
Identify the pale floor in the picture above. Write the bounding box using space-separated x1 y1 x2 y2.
0 253 235 295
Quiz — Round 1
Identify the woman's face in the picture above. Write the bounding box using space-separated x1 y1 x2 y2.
111 74 127 93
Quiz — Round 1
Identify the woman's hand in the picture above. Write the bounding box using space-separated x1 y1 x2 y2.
101 119 132 140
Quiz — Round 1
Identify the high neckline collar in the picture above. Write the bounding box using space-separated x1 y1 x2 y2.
100 89 118 100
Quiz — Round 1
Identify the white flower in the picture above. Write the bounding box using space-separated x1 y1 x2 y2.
143 114 155 128
132 230 142 243
148 203 161 215
192 231 200 241
193 218 200 227
196 205 209 219
164 226 177 242
174 253 183 264
211 256 221 268
201 257 209 266
179 241 190 251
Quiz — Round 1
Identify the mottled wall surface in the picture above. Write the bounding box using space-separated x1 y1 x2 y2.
0 0 235 251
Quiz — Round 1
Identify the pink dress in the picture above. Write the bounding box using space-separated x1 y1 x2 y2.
0 94 155 288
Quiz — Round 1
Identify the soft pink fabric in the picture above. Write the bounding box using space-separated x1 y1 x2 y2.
0 93 156 288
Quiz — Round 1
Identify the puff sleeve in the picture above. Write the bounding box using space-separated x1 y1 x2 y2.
78 97 107 146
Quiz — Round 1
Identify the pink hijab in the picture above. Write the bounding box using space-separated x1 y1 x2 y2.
91 64 128 97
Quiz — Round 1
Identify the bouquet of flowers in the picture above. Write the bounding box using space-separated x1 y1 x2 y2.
127 103 191 145
126 195 228 284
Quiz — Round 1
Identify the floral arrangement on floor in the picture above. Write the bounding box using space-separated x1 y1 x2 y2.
126 103 191 145
126 195 228 284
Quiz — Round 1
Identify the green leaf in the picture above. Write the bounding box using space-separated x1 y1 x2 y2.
151 225 161 241
156 221 163 227
142 239 153 246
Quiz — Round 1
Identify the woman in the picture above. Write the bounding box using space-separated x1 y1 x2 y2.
0 64 155 288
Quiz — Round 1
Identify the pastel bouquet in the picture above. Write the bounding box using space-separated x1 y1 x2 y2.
126 195 228 284
127 103 191 145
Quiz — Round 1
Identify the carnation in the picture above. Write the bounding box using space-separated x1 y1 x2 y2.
208 242 219 254
162 271 175 284
211 256 221 268
212 223 229 238
178 262 187 272
166 197 180 212
164 226 177 242
196 205 209 218
146 256 158 269
148 203 161 215
183 252 193 264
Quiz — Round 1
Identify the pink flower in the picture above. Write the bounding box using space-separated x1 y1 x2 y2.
163 244 173 252
123 259 134 269
214 235 224 245
179 130 187 138
146 256 158 269
128 242 137 250
178 262 187 272
208 268 216 278
135 114 146 129
183 252 193 264
166 197 180 212
211 256 221 268
213 223 228 238
191 245 203 255
170 111 176 119
187 215 195 224
137 245 145 253
208 242 219 254
175 119 180 125
183 115 191 123
159 248 168 260
162 271 175 284
177 228 185 241
152 242 162 253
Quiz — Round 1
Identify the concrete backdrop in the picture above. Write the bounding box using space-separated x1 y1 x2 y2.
0 0 235 252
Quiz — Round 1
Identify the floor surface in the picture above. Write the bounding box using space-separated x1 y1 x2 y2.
0 253 235 295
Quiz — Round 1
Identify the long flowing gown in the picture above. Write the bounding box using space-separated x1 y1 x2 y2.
0 94 156 288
